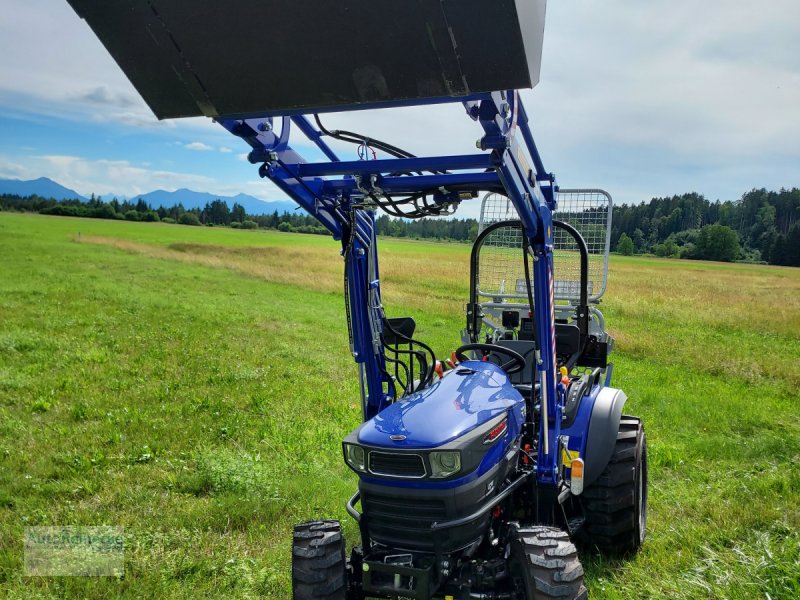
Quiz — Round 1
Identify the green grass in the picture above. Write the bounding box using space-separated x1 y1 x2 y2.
0 212 798 599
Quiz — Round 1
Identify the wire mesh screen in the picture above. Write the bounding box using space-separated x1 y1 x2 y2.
478 190 612 301
476 223 528 304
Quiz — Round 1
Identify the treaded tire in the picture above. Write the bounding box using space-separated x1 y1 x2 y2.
292 520 347 600
579 415 648 555
507 523 588 599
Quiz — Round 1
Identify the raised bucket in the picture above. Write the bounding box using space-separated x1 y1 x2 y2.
67 0 546 119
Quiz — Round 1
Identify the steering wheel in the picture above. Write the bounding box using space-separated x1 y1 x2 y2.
455 343 527 375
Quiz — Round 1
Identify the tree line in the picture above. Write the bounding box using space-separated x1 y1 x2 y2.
0 194 328 234
1 187 797 266
611 189 800 266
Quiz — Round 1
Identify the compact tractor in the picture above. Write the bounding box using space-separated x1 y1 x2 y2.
67 1 648 598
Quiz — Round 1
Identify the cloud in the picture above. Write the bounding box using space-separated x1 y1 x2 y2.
1 152 283 202
92 111 175 129
219 147 233 153
75 85 137 108
0 155 29 179
184 142 213 151
20 154 216 198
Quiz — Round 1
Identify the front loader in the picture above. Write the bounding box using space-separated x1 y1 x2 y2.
66 2 648 597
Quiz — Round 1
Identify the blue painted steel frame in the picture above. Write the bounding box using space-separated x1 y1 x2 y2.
217 91 563 486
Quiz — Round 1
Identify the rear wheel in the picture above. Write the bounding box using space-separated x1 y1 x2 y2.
292 520 347 600
507 523 588 599
579 415 648 555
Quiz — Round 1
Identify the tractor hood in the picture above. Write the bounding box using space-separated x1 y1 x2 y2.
356 361 524 449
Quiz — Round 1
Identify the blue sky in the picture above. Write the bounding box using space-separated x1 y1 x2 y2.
1 0 798 216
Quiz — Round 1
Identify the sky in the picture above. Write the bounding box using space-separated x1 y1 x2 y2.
0 0 798 216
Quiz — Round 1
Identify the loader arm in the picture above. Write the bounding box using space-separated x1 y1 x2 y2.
216 93 564 486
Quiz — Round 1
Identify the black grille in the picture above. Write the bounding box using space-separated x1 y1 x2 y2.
368 452 425 478
361 492 446 550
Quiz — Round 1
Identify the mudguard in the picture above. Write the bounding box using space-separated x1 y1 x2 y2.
583 387 627 487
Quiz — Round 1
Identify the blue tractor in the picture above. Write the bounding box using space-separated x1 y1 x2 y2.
66 1 648 597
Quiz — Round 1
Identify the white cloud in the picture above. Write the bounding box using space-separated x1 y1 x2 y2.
219 147 233 153
74 85 137 108
91 111 175 129
0 155 29 179
0 152 285 202
17 154 216 198
184 142 213 151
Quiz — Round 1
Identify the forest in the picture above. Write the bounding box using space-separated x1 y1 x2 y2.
1 187 797 266
610 188 800 266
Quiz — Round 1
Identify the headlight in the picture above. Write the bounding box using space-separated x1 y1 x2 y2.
343 443 366 472
429 451 461 478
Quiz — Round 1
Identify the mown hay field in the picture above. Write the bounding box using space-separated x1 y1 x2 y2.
0 212 798 599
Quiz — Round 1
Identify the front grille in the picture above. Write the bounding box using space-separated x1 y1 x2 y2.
368 452 426 478
361 492 446 550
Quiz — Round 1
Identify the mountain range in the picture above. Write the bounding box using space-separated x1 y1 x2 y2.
0 177 297 216
0 177 88 202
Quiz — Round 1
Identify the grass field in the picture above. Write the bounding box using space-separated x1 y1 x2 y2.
0 212 798 599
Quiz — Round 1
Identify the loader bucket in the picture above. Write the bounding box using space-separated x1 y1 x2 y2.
66 0 546 119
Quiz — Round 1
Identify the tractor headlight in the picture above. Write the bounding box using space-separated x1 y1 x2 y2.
343 443 366 473
429 451 461 478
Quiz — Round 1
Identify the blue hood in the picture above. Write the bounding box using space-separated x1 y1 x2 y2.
357 361 524 449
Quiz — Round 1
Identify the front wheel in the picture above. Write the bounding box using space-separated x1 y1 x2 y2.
507 524 588 599
578 415 648 555
292 520 347 600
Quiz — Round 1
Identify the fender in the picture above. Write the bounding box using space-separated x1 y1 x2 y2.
583 387 627 487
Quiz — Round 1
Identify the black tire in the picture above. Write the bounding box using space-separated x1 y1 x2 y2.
579 415 648 555
292 520 347 600
507 524 588 599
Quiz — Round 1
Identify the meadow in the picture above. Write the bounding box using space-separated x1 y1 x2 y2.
0 212 798 599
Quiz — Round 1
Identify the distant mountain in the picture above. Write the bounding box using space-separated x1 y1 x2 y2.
0 177 87 201
0 177 299 216
134 188 297 216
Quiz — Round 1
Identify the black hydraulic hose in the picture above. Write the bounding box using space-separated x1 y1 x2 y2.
384 325 435 388
383 318 437 388
366 185 458 219
312 115 504 220
382 334 422 391
313 114 449 176
382 341 430 395
341 207 361 346
382 352 409 396
313 113 416 160
355 207 435 389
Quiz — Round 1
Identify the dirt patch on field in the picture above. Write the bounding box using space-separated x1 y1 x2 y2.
79 236 343 294
76 236 467 312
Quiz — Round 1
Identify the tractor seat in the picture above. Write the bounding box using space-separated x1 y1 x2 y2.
493 340 538 387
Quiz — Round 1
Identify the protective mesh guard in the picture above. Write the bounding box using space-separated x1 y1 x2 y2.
477 225 527 304
478 190 612 302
